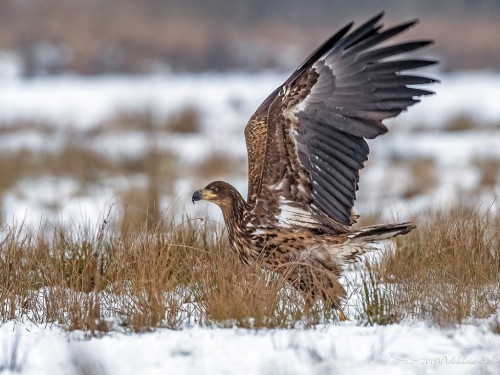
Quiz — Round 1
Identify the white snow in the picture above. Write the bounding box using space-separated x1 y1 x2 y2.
0 319 498 375
0 72 283 131
2 70 499 132
396 70 500 127
2 70 500 227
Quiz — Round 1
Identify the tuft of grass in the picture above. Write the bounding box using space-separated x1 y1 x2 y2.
165 107 201 134
93 108 158 134
94 106 202 135
194 152 246 179
0 118 58 134
363 206 500 326
490 314 500 335
474 157 500 190
442 114 480 132
401 157 437 199
359 261 401 326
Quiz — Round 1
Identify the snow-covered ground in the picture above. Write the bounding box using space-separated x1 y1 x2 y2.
1 70 500 374
1 70 500 227
1 319 499 375
2 70 500 131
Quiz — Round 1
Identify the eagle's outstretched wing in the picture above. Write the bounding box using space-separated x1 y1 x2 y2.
246 12 437 232
244 20 355 204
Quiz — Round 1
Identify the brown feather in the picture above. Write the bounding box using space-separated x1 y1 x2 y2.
244 115 268 203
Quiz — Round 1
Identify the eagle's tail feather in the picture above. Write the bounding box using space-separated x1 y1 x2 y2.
331 222 415 264
348 222 415 243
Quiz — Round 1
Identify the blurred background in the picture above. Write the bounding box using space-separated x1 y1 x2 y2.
0 0 499 231
2 0 500 75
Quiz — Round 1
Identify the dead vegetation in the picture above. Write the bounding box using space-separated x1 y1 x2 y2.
401 157 437 199
0 216 330 334
0 146 175 195
442 114 481 132
165 107 201 134
384 154 437 199
359 206 500 327
474 157 500 190
195 152 247 179
94 106 201 134
411 114 500 133
1 204 499 334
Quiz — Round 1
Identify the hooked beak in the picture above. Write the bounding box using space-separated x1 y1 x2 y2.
192 188 217 204
192 190 202 204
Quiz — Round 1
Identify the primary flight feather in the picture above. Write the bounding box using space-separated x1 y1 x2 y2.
192 12 437 315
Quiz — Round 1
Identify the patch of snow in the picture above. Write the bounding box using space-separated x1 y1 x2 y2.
0 320 498 375
0 51 22 79
390 70 500 128
0 72 283 130
1 71 500 226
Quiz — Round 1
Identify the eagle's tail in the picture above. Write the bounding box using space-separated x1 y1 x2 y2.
348 222 415 243
332 222 415 264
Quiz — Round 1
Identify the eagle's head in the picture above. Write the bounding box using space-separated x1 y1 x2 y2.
192 181 249 230
192 181 239 207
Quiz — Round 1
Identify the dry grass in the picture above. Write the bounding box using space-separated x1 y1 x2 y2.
401 157 437 199
0 215 331 334
93 109 158 134
358 261 401 326
0 146 174 192
490 315 500 335
412 115 500 133
92 106 201 134
0 118 58 134
0 150 30 197
1 204 499 334
118 187 163 235
195 152 247 179
442 114 481 132
360 206 500 327
164 107 201 134
385 154 437 199
474 157 500 190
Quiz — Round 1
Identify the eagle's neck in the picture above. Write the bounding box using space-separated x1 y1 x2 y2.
218 187 251 249
219 189 249 228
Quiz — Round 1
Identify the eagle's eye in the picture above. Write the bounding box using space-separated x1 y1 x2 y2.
212 186 219 193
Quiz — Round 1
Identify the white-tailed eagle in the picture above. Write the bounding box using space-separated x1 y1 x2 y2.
192 12 437 317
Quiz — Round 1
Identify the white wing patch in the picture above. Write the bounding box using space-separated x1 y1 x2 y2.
275 197 320 228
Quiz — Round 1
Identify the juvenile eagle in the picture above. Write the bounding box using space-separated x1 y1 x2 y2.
192 13 437 314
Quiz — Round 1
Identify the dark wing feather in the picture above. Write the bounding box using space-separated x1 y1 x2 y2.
244 17 356 203
249 13 437 230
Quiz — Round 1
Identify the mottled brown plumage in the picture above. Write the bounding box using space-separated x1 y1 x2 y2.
192 13 437 312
